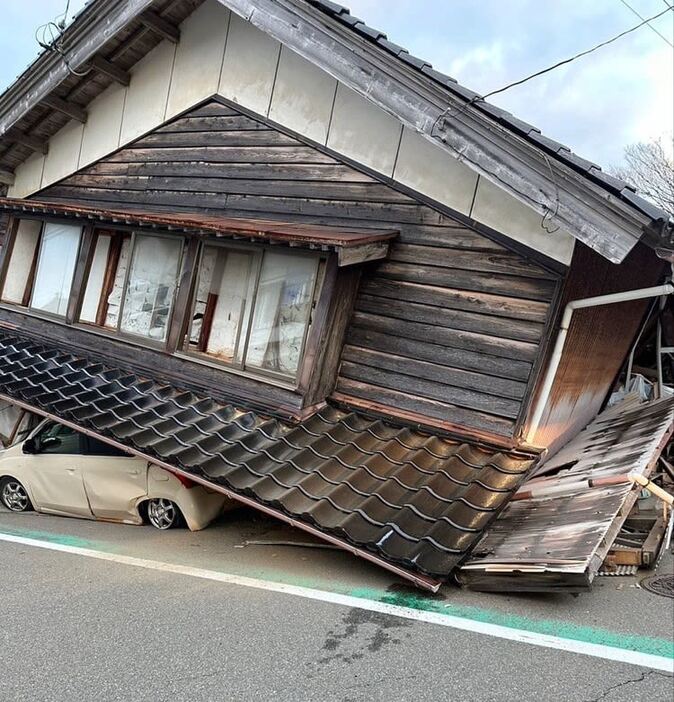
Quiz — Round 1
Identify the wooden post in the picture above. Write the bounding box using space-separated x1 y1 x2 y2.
166 236 200 354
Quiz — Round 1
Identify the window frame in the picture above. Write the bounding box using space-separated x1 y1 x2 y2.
77 228 186 349
0 215 341 396
0 218 85 321
182 239 326 386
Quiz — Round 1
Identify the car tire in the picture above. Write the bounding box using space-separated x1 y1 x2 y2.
146 498 181 530
0 477 33 512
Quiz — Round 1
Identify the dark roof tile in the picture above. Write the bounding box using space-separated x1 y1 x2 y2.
353 21 387 41
0 332 537 584
620 188 671 222
377 38 409 56
527 131 571 154
312 0 351 16
421 66 458 85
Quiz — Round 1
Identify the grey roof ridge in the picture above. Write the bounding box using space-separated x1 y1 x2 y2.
307 0 672 226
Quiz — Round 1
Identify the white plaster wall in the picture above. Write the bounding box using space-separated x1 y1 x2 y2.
166 0 229 119
7 153 44 198
79 84 127 168
327 85 402 176
1 219 41 303
218 12 280 116
470 176 575 265
119 40 175 145
394 127 478 217
41 119 84 187
4 0 577 264
268 47 336 144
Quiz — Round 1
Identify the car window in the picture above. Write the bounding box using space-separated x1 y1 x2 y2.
85 436 132 457
36 422 83 455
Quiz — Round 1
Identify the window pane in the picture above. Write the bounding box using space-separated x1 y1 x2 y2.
120 235 182 341
31 223 82 316
105 237 131 329
1 220 42 304
245 252 318 377
189 246 256 364
85 436 131 456
79 233 111 323
37 423 82 455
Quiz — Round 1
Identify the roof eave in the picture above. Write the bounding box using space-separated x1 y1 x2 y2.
217 0 657 264
0 0 155 139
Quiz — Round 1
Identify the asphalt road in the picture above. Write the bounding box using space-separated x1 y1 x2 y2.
1 509 673 702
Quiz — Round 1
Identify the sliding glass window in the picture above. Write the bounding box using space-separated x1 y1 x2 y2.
186 244 323 382
79 231 183 344
0 220 82 317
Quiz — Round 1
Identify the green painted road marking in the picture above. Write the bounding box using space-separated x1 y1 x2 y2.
1 524 672 668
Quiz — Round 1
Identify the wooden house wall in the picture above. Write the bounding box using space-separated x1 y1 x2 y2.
27 100 561 440
529 242 666 452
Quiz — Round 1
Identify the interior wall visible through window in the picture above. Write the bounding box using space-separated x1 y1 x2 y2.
80 230 183 343
0 219 82 317
186 243 324 382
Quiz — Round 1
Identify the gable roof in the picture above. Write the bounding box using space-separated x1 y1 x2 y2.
308 0 670 228
0 0 671 263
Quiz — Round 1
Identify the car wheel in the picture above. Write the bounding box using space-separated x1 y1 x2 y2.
146 498 180 530
0 478 32 512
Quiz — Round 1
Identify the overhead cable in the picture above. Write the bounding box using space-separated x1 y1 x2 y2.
482 4 674 101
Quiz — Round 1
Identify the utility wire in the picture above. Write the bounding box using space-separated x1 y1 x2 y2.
482 4 674 101
617 0 673 47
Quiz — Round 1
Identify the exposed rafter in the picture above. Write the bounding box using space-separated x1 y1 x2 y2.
139 9 181 42
0 0 155 138
88 55 130 86
42 95 88 124
7 130 48 155
0 169 15 186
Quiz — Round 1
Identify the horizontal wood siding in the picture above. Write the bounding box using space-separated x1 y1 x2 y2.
34 99 561 439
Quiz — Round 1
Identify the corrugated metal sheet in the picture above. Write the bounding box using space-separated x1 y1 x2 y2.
459 396 674 591
0 332 537 588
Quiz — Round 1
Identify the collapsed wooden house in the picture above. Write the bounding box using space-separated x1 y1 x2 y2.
0 0 672 591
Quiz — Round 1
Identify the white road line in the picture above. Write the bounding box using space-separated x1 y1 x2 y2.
2 532 672 673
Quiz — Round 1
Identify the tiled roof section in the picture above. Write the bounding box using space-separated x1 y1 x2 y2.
0 332 536 584
308 0 671 226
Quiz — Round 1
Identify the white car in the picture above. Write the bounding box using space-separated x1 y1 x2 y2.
0 419 230 530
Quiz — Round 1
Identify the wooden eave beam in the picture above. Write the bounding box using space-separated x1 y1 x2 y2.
42 95 88 123
216 0 651 264
7 130 48 155
139 9 180 43
0 169 15 186
0 0 155 138
88 55 130 86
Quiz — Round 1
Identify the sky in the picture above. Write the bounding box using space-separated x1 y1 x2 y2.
0 0 672 169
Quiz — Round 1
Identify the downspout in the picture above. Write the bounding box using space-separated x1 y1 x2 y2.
526 283 674 444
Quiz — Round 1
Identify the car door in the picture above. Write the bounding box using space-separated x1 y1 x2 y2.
26 422 92 517
81 436 148 523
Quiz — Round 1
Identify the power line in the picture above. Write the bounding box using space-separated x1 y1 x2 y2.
482 4 674 101
617 0 673 47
